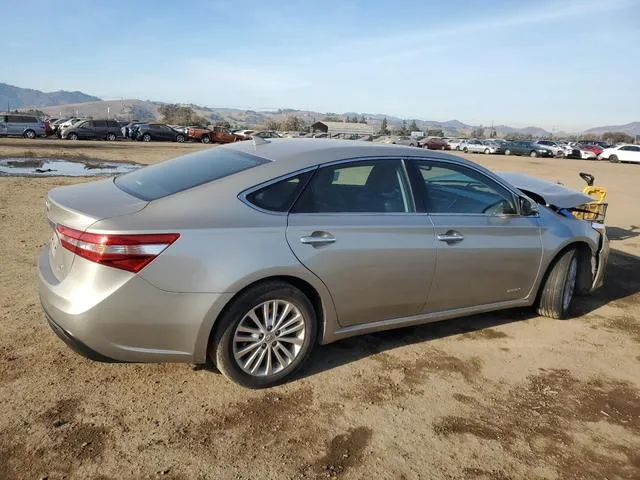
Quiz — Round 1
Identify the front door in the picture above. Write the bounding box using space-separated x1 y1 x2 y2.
286 159 437 327
409 159 543 313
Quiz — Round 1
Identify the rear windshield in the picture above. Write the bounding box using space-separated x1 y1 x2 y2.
115 148 269 201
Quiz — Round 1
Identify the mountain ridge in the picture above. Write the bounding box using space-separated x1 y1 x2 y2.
4 83 636 136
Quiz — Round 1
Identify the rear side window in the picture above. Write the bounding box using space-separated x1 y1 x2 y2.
93 120 107 127
293 160 412 213
115 148 270 201
245 171 313 212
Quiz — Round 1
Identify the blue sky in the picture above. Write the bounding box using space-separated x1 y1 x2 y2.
2 0 639 131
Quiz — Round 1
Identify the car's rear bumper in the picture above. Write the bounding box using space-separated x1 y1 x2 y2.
38 245 230 363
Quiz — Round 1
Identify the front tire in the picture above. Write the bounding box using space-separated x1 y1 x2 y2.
24 129 36 139
537 249 578 319
142 133 151 142
212 281 317 388
484 148 490 154
176 134 185 143
201 135 211 144
463 147 469 153
530 151 537 158
106 133 116 141
609 155 619 163
67 133 78 140
504 149 511 156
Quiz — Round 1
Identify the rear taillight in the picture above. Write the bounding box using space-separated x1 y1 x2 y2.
56 225 179 273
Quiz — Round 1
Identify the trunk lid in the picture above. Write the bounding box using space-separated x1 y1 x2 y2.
46 178 148 281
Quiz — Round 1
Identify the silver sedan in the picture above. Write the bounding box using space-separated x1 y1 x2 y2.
38 139 609 388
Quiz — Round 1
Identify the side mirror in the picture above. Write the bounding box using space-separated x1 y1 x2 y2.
520 197 538 216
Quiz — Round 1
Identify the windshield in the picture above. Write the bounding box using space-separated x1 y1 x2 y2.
115 148 270 201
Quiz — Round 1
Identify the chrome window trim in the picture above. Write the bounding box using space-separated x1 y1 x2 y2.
240 156 421 216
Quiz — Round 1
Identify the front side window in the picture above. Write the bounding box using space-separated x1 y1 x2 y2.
293 159 412 213
414 161 516 216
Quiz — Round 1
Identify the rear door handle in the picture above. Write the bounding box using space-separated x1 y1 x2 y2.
300 232 336 246
437 231 464 244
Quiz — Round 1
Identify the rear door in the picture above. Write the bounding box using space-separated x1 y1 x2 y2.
409 159 542 313
286 158 437 328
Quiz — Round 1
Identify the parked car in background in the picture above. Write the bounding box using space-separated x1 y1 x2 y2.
38 140 609 388
482 140 505 154
57 117 86 134
582 144 604 156
421 137 449 150
122 121 141 139
135 123 186 142
186 126 213 143
191 126 247 144
599 144 640 163
0 113 46 139
535 140 566 157
565 146 597 160
461 139 487 153
392 136 420 147
61 119 123 141
446 139 463 150
503 141 554 157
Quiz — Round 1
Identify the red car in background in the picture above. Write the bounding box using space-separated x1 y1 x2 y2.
421 137 449 150
583 144 604 156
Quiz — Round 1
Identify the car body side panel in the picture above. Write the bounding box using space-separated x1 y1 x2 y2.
427 214 543 312
286 213 437 327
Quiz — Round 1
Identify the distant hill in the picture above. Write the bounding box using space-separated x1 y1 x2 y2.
0 82 101 110
14 81 634 137
583 122 640 136
494 125 552 137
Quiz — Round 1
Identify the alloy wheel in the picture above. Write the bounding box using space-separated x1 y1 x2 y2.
232 300 306 377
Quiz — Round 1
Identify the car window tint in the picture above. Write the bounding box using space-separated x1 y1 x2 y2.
93 120 106 128
115 149 270 201
415 161 516 215
246 171 313 212
293 160 412 213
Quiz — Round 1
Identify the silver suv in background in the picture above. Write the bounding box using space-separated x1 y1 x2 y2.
0 113 46 139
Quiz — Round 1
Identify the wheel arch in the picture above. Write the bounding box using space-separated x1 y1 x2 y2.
534 240 593 305
200 274 335 365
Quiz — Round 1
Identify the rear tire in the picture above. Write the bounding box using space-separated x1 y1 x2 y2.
24 129 36 139
609 155 619 163
530 151 537 158
504 149 511 156
201 135 211 144
212 281 316 388
106 133 116 141
463 147 468 153
484 148 490 154
537 249 578 319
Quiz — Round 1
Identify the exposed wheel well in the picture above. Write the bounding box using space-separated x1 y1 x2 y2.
536 241 593 304
205 275 325 360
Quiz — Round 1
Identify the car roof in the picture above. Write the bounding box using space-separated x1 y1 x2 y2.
220 138 482 172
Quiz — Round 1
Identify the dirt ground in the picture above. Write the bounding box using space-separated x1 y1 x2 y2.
1 138 639 480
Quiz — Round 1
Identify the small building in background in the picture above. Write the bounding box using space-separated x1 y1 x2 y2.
311 121 374 138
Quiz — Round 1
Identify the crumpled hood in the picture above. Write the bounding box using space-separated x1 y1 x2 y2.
499 172 593 208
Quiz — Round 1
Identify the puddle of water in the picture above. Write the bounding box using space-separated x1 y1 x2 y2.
0 158 140 177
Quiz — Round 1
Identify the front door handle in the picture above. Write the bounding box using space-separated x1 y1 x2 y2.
300 232 336 247
437 230 464 244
